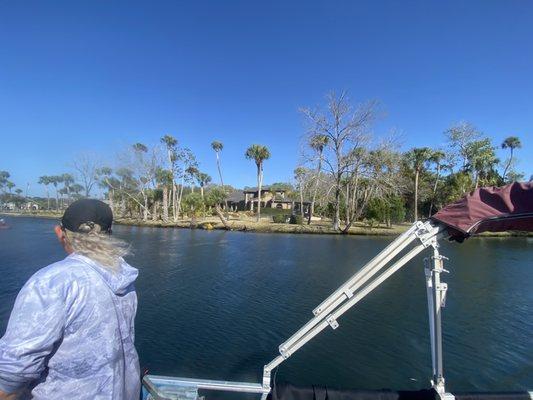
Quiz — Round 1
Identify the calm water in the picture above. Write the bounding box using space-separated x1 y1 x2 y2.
0 216 532 397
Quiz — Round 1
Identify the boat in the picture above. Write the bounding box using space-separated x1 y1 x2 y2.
141 182 533 400
0 219 10 229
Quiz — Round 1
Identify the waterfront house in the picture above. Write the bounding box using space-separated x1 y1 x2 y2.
226 186 310 215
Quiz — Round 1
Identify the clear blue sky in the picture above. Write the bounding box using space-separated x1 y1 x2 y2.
1 0 532 196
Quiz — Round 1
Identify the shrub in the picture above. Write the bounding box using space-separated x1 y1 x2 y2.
289 214 303 224
272 214 289 223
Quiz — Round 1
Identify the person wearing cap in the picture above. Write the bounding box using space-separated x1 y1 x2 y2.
0 199 140 400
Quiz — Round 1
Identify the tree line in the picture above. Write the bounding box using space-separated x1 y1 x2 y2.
1 92 527 231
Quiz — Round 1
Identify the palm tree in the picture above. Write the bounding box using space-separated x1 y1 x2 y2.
245 144 271 222
428 150 446 217
6 181 15 193
185 166 199 193
38 176 52 210
294 167 307 221
309 134 329 223
161 134 178 220
404 147 433 221
197 172 211 199
61 173 75 204
0 171 10 192
49 175 64 211
155 168 173 223
211 140 227 210
501 136 522 182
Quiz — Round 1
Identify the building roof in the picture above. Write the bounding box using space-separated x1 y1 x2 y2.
227 190 245 203
243 186 286 193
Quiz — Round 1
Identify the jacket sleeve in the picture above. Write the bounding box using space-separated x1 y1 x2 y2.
0 273 66 393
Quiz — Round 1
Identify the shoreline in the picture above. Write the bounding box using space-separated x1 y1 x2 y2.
2 211 532 238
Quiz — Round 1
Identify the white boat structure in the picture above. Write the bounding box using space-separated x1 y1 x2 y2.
142 182 533 400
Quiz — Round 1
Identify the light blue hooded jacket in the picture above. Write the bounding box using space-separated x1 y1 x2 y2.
0 253 140 399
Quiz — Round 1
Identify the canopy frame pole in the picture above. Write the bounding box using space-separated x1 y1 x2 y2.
424 241 448 395
262 220 442 392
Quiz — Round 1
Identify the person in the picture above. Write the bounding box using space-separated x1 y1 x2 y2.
0 199 140 399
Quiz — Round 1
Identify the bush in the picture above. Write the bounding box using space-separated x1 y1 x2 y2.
260 207 290 216
272 214 290 223
289 214 303 224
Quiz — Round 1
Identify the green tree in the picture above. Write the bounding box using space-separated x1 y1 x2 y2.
196 172 211 199
445 122 482 170
210 140 228 211
205 186 231 230
49 175 64 211
38 176 52 210
0 171 11 193
294 167 307 221
467 139 499 188
156 168 173 222
501 136 522 182
182 192 205 225
161 134 179 221
404 147 433 221
6 181 15 193
185 166 199 193
427 150 447 216
308 134 329 223
245 144 271 222
61 173 75 203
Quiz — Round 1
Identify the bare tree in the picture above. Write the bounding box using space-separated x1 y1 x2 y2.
72 153 100 197
445 122 482 171
301 92 378 230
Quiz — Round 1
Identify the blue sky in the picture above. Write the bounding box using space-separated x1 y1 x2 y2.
1 0 532 196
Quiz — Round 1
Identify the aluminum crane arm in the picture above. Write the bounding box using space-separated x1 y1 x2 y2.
262 220 443 391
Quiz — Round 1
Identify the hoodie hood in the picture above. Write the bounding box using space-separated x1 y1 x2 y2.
69 253 139 295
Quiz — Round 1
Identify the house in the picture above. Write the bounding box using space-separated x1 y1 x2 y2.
226 186 310 215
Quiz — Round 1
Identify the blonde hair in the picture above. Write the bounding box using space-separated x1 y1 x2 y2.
64 223 131 271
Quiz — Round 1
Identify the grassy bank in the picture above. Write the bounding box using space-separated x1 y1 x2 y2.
2 210 532 237
1 210 406 236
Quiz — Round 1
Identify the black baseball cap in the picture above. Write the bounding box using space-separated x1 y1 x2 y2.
61 199 113 234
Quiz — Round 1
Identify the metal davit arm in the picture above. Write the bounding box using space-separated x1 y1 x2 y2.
262 220 443 391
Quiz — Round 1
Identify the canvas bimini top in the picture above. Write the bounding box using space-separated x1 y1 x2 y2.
430 181 533 241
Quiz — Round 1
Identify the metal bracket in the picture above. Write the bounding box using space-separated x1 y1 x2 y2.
437 283 448 307
262 368 271 390
326 315 339 330
343 288 354 299
414 222 440 249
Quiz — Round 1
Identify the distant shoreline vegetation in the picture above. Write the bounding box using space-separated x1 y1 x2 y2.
0 93 528 233
2 211 532 238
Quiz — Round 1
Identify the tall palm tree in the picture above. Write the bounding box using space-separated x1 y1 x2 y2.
38 176 52 210
161 134 178 220
49 175 64 211
309 134 329 223
6 181 15 193
405 147 433 221
155 168 173 223
428 150 446 217
245 144 271 222
61 173 75 204
294 167 307 221
501 136 522 182
211 140 227 210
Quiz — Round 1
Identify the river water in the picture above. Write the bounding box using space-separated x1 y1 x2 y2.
0 216 531 397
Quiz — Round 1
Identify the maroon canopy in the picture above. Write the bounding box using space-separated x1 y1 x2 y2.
430 182 533 240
